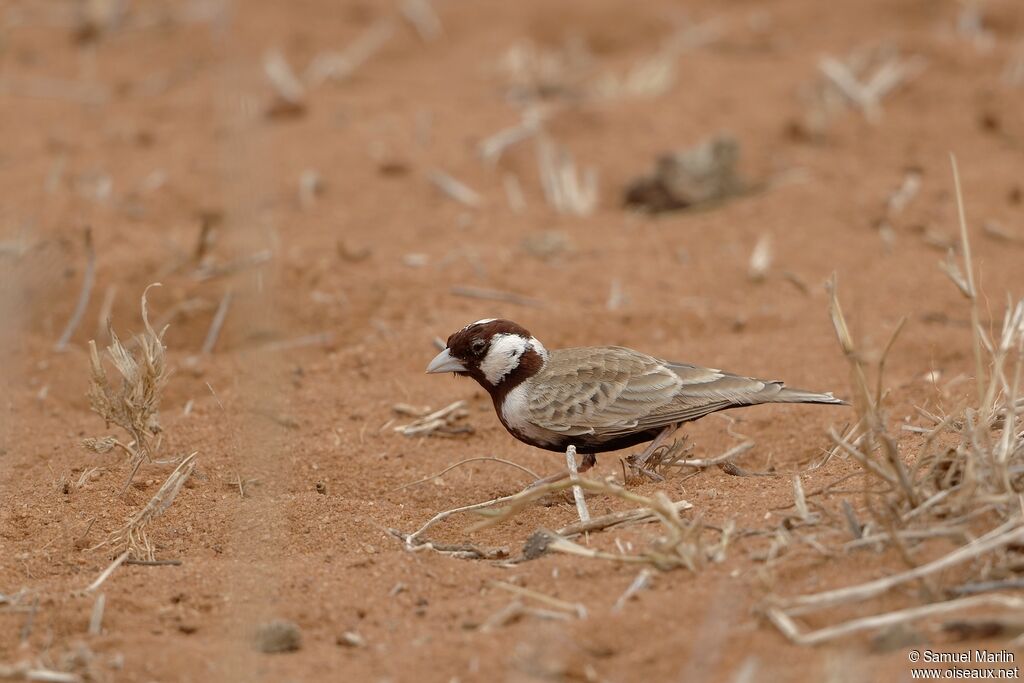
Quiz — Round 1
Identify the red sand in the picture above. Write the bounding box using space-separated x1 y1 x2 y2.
2 0 1023 680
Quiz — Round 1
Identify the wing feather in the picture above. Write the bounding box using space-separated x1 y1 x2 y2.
524 348 791 439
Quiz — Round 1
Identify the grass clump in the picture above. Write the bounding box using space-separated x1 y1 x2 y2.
766 156 1024 646
83 283 168 492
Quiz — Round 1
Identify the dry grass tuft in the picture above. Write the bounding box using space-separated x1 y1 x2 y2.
98 453 196 561
767 156 1024 645
536 137 598 216
497 21 716 105
800 43 925 135
496 38 592 103
79 285 197 588
84 284 169 491
393 401 475 438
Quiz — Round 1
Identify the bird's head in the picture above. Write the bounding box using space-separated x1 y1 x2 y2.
426 319 548 393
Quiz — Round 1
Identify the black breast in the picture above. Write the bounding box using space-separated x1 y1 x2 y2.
505 425 667 455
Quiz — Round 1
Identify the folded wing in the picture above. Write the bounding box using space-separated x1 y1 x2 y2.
525 347 840 438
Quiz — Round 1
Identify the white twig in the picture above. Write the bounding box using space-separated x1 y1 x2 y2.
393 400 470 437
88 593 105 635
85 551 129 593
747 234 772 282
0 75 109 105
306 21 394 85
194 250 272 281
1004 41 1024 86
298 169 322 209
780 519 1024 615
391 456 539 491
0 665 82 682
95 284 117 340
405 490 528 545
259 332 334 352
427 169 482 207
818 57 873 112
263 49 305 108
492 580 587 618
606 279 626 311
450 286 543 308
680 441 755 468
818 52 924 123
537 138 597 216
566 445 590 524
503 173 526 213
769 595 1024 646
612 568 653 612
479 107 547 165
201 290 232 355
55 228 96 351
886 170 921 216
792 475 810 522
400 0 442 42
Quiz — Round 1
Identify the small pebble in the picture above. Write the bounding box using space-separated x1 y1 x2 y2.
337 631 366 648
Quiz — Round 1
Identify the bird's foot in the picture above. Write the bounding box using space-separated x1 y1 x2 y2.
623 457 665 482
622 425 680 482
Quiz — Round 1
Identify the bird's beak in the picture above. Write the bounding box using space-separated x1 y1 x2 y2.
426 348 467 374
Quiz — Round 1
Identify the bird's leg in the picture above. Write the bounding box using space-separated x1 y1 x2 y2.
626 421 684 481
630 423 679 466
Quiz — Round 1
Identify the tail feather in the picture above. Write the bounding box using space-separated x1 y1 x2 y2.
770 385 847 406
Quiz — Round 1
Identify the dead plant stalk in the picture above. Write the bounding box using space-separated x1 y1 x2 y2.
83 284 169 491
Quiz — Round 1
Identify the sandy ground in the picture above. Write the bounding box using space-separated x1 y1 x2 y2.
2 0 1024 681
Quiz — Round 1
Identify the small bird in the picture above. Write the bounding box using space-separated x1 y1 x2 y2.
426 319 845 474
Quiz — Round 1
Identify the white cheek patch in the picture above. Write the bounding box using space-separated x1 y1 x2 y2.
480 333 529 385
528 336 548 361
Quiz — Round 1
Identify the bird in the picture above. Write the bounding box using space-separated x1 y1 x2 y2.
426 319 846 476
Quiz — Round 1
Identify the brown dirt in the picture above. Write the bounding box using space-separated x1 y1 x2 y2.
2 0 1023 680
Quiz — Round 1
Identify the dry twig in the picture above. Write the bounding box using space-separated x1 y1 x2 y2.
95 453 197 561
427 169 482 207
769 595 1024 646
565 445 590 523
393 401 474 438
55 227 96 352
537 137 597 216
392 457 539 491
612 569 653 612
399 0 442 42
201 290 232 355
306 21 394 85
264 49 306 117
450 286 544 308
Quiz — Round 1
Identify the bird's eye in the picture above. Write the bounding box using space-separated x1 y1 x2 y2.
470 339 487 355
